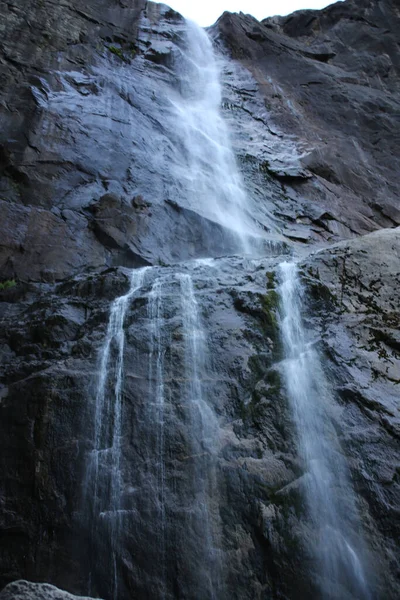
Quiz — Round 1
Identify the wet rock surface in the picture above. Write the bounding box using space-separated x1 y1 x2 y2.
302 227 400 598
2 246 399 599
213 0 400 243
0 258 293 599
2 0 400 280
0 0 399 599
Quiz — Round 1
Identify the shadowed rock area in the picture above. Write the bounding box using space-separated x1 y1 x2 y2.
0 0 399 599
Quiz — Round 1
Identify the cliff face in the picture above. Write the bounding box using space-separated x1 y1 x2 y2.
0 1 399 599
2 0 400 276
213 0 400 242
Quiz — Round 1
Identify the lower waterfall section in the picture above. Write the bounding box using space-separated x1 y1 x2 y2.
83 266 221 600
278 262 371 599
76 255 380 599
148 278 167 594
84 267 149 600
177 273 221 600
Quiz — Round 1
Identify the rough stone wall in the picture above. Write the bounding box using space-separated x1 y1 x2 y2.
0 0 399 599
213 0 400 242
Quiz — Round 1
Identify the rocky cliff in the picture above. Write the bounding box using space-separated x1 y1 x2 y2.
0 0 399 599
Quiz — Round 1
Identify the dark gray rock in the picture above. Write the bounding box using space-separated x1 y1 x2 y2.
2 0 399 280
0 200 106 281
212 0 400 243
301 227 400 599
88 193 244 266
0 0 399 599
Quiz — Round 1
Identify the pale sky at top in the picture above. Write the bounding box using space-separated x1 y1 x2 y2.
166 1 340 27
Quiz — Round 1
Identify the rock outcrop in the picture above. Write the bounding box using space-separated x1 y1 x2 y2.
2 0 400 280
0 0 399 599
303 227 400 598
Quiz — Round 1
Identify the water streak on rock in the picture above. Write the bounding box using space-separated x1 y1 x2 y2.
278 261 370 599
84 267 148 600
148 278 167 595
177 272 221 600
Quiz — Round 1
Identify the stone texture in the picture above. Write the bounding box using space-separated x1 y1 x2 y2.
301 227 400 599
0 580 101 600
0 0 399 599
212 0 400 244
2 0 400 281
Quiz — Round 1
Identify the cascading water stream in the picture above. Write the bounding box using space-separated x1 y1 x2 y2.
177 272 221 600
168 20 263 253
278 261 370 599
84 267 148 599
178 273 212 443
148 278 167 594
84 264 221 599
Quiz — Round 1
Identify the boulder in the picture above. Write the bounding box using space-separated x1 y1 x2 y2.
0 581 101 600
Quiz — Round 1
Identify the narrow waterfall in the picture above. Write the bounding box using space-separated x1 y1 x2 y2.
177 273 221 600
168 20 257 250
84 267 148 599
84 266 220 599
148 278 167 593
178 273 215 447
278 262 370 599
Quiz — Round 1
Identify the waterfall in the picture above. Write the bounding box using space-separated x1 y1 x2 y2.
84 267 148 599
168 20 258 251
84 266 221 599
82 16 373 600
177 272 221 599
278 262 370 599
148 278 167 593
178 273 214 446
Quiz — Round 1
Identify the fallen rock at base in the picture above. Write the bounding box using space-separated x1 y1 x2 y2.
0 580 102 600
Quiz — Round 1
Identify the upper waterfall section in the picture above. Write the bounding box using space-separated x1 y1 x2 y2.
163 19 264 253
1 0 399 281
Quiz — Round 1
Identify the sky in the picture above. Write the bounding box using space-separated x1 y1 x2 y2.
166 0 340 27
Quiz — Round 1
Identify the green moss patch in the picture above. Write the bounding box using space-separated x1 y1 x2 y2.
107 45 130 63
0 279 16 291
